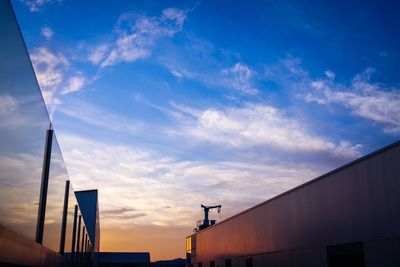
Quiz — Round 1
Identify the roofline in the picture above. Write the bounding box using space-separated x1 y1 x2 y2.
190 139 400 236
75 189 98 193
96 252 150 254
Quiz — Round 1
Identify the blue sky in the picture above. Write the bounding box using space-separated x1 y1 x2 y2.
12 0 400 259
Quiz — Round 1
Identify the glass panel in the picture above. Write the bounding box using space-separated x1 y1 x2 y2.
0 0 50 241
42 137 69 251
0 1 89 256
65 183 77 253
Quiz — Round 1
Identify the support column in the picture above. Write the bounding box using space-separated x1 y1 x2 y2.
35 124 53 244
71 205 78 258
59 180 70 255
76 215 82 262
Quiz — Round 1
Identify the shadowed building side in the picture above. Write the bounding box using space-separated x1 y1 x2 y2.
187 141 400 267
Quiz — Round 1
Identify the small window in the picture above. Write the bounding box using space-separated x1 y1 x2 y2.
225 259 232 267
186 237 192 253
246 257 252 267
327 242 365 267
210 261 215 267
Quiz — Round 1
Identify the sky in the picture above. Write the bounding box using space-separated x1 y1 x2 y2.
11 0 400 260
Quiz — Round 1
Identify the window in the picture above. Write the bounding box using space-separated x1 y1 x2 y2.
198 262 202 267
245 257 252 267
225 259 232 267
186 237 192 253
327 242 365 267
210 261 215 267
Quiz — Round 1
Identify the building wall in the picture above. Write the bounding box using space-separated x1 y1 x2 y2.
190 142 400 266
0 0 94 265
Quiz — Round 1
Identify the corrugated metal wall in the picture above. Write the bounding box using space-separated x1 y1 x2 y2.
193 142 400 265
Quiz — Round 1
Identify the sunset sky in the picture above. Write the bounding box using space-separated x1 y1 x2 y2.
12 0 400 260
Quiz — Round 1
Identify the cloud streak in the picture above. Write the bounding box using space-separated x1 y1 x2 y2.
29 47 90 114
222 63 258 95
167 103 362 160
21 0 62 12
305 68 400 133
58 134 323 228
95 8 188 68
41 26 54 39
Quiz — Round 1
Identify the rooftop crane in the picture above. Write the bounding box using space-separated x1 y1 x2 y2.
197 204 222 231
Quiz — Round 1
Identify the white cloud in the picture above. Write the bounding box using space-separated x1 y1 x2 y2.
0 95 26 129
29 47 89 114
0 95 17 115
305 69 400 134
222 63 258 95
161 8 187 32
30 47 69 106
324 70 335 80
62 75 86 94
169 103 362 159
100 8 188 68
58 134 322 228
88 44 109 65
41 26 54 40
21 0 62 12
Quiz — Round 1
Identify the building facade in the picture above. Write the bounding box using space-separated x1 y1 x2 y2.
0 1 98 266
187 141 400 267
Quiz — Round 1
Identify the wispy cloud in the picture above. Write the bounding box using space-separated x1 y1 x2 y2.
41 26 54 40
29 47 89 114
87 44 109 65
262 57 400 135
222 63 258 95
21 0 62 12
102 208 136 216
305 68 400 134
102 208 146 220
58 134 323 228
57 99 144 135
97 8 189 68
62 74 86 94
0 94 29 129
30 47 68 107
165 103 362 160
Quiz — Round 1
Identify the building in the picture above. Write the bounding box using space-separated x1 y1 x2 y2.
186 141 400 267
97 252 150 267
0 1 99 266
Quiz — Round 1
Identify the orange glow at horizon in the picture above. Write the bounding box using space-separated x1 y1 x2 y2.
100 225 192 261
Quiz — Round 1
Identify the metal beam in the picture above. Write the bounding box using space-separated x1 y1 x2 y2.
71 205 78 256
81 226 86 263
76 215 81 258
35 125 53 244
59 180 70 255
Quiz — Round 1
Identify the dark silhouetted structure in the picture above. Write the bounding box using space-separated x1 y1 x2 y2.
98 252 150 267
196 205 222 231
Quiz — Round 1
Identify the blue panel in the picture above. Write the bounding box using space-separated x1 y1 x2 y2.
75 190 99 250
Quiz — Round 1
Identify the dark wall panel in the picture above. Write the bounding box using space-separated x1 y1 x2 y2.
194 144 400 263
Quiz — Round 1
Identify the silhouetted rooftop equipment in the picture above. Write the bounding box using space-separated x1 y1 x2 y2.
195 204 222 232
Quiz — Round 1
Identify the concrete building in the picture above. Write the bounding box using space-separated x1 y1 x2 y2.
187 141 400 267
